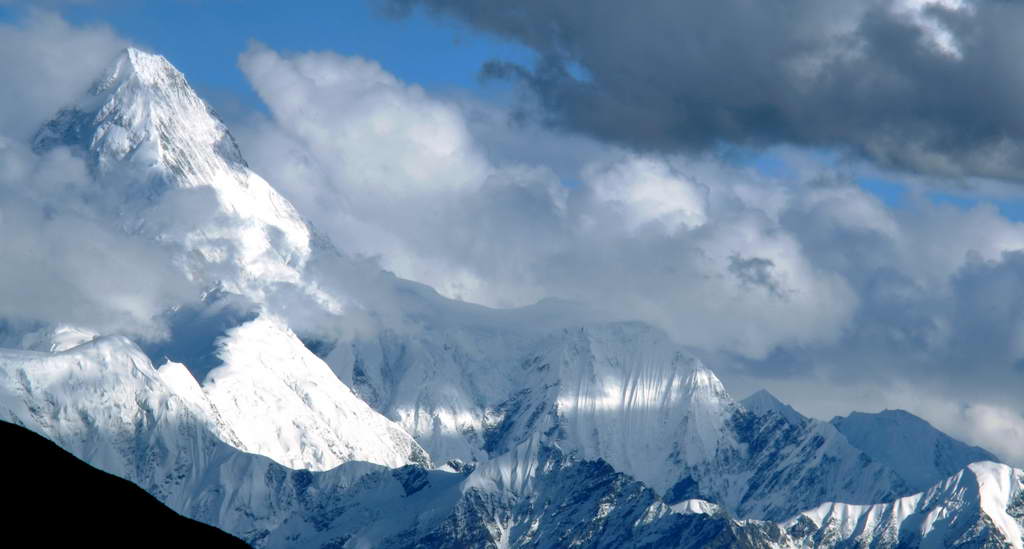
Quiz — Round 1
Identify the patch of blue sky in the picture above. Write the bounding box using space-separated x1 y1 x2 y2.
1 1 534 112
718 143 1024 220
855 176 907 209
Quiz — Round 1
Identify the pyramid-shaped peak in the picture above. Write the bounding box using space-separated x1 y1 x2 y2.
742 389 806 425
683 364 734 409
30 45 312 299
34 44 248 180
744 388 784 407
96 47 187 92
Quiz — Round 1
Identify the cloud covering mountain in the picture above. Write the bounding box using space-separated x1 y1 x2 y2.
2 8 1024 467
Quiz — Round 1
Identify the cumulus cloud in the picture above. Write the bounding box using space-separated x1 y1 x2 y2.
237 45 867 358
235 43 1024 460
0 140 195 338
387 0 1024 182
0 13 197 341
0 10 127 140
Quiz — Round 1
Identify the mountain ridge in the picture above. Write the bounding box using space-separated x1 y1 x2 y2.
1 46 1020 548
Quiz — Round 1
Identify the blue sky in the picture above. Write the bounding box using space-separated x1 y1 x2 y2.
39 1 532 109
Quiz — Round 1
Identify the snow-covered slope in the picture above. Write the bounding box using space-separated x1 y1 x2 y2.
201 314 429 470
832 409 1000 492
742 389 806 426
0 336 417 546
787 461 1024 548
337 319 911 521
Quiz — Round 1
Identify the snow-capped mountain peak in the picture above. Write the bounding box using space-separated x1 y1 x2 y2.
99 47 193 92
831 408 1001 492
36 47 247 183
8 49 427 475
741 388 807 425
34 47 311 298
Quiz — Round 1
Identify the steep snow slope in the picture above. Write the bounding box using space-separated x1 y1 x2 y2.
202 314 429 470
742 389 806 425
787 462 1024 548
337 317 910 521
832 409 1000 492
0 336 416 546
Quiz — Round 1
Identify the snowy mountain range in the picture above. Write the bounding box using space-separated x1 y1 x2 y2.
2 47 1022 548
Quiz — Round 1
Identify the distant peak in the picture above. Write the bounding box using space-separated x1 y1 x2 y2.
835 409 926 427
742 389 806 425
746 388 781 404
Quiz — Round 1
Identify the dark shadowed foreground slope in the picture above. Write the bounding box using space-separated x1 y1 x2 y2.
0 420 250 548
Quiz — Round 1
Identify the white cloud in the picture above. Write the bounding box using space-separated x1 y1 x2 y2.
0 140 195 337
582 156 708 234
235 43 1024 446
0 14 198 340
236 45 863 358
0 10 127 140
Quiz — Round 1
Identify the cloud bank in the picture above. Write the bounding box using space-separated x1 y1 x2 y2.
236 42 1024 462
388 0 1024 182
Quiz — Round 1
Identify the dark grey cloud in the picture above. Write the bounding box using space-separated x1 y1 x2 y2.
388 0 1024 181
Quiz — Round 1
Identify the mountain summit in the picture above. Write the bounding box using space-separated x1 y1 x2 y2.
15 48 430 474
34 47 312 298
35 47 248 185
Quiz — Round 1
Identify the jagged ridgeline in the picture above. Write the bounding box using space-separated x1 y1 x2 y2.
2 47 1023 548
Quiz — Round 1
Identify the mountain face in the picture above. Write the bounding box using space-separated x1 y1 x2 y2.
334 322 911 521
25 46 426 474
2 47 1023 548
832 409 1002 493
741 389 806 426
788 461 1024 549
